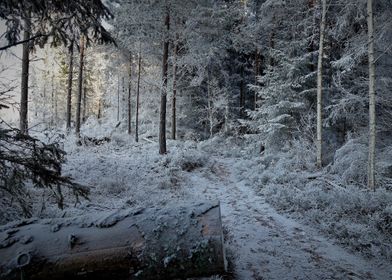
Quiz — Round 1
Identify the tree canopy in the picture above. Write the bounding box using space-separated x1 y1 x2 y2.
0 0 114 51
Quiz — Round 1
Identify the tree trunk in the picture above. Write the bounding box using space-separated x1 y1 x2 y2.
172 39 178 140
136 51 142 143
367 0 376 190
75 35 85 136
50 73 55 127
269 30 275 67
128 54 132 135
54 85 58 124
97 98 102 119
316 0 327 168
66 40 74 131
117 75 120 122
120 77 124 121
159 3 170 155
82 84 87 122
19 16 31 134
43 83 47 123
207 71 213 138
0 202 226 280
239 65 245 116
254 48 260 110
224 96 229 133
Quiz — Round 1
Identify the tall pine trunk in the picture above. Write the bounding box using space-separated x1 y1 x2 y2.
367 0 376 190
172 39 178 140
82 84 87 122
239 65 245 116
316 0 327 168
19 15 31 134
97 98 102 119
159 3 170 154
128 54 132 135
75 35 85 136
136 51 142 142
66 40 74 131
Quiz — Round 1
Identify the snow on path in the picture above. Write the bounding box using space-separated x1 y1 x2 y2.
63 143 391 280
188 157 392 280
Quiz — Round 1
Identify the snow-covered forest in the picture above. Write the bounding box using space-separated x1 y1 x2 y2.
1 0 392 279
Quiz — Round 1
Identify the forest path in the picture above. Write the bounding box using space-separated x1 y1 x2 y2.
188 157 392 280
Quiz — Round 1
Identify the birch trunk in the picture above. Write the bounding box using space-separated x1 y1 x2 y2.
50 73 54 127
122 77 125 121
117 75 120 122
172 39 178 140
367 0 376 190
66 40 74 131
136 51 141 143
316 0 327 168
19 16 31 134
159 3 170 154
54 85 58 124
75 35 85 136
128 55 132 135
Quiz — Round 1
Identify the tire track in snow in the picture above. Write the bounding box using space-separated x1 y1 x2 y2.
188 157 392 280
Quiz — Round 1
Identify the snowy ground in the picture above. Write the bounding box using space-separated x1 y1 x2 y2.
5 131 390 279
45 136 390 280
188 157 392 280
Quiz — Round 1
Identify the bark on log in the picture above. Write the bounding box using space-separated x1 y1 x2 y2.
0 201 225 280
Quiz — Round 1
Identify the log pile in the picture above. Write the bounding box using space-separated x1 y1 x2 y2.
0 201 226 279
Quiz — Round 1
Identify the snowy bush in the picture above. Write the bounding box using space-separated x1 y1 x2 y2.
171 150 207 172
263 181 392 260
330 139 368 185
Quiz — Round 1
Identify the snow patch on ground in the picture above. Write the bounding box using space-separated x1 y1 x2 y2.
2 132 392 279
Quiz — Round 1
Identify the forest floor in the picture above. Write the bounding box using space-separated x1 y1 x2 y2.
188 157 392 280
39 135 392 280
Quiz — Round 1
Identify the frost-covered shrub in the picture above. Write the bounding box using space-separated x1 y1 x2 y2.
169 149 207 172
241 132 392 261
110 132 130 146
263 182 392 260
289 137 317 171
158 168 181 190
377 145 392 188
331 139 367 185
183 131 202 141
99 177 127 195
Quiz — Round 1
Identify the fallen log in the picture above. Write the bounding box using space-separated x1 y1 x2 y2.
76 136 111 146
0 201 225 279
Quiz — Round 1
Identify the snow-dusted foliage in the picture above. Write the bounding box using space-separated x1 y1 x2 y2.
0 127 88 223
2 0 392 278
197 135 392 261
